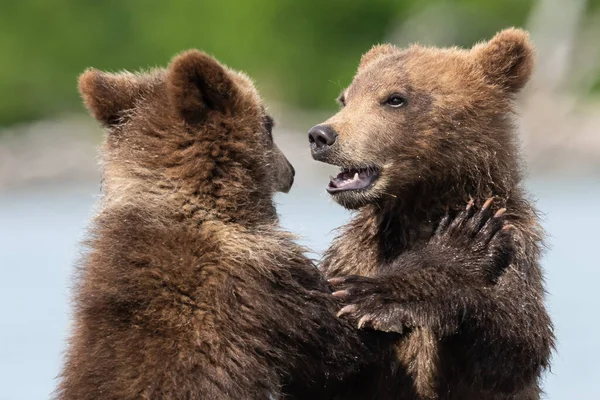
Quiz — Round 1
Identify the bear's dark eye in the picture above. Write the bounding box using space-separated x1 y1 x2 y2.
263 115 274 141
337 94 346 108
384 94 407 108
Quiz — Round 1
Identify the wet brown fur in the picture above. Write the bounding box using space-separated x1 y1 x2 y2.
56 50 372 400
312 29 554 399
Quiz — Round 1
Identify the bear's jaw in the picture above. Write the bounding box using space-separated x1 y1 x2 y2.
327 166 380 193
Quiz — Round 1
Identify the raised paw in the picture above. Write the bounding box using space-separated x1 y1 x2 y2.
437 198 500 237
433 197 516 281
328 275 411 334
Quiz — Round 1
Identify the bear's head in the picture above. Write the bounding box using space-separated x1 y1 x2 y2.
309 28 533 210
79 50 294 223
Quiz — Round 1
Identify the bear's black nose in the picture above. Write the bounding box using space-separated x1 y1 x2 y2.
308 125 338 152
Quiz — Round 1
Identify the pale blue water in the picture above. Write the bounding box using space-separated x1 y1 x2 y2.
0 177 598 399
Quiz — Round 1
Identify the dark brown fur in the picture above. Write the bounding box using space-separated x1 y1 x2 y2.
310 29 554 399
56 50 372 400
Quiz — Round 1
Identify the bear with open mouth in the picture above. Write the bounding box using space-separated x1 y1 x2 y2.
309 28 554 399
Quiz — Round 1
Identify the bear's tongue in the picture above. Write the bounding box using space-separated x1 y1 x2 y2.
327 168 377 192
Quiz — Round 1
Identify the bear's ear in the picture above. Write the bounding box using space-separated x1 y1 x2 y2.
471 28 535 93
167 50 239 124
359 44 398 70
78 69 140 126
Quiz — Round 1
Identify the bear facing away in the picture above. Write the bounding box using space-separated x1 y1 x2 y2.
56 50 371 400
308 28 554 399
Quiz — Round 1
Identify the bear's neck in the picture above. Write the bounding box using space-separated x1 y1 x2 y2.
374 177 524 258
322 174 528 277
100 168 279 229
175 188 279 228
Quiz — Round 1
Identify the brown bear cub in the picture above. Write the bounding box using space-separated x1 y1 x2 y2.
57 51 372 399
309 29 554 399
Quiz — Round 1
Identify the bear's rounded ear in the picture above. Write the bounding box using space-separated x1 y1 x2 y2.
359 44 398 70
167 50 238 124
78 69 140 126
471 28 535 93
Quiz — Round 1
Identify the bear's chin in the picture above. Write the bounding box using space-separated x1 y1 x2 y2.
329 189 379 210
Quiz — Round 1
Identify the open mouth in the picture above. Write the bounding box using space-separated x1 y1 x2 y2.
327 166 380 193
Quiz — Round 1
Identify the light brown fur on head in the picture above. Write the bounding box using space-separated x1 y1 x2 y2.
359 43 399 70
79 50 294 226
312 28 534 212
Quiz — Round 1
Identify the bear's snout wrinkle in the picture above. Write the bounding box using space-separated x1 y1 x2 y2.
308 124 338 156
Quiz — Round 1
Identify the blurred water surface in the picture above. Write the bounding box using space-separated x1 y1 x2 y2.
0 177 598 399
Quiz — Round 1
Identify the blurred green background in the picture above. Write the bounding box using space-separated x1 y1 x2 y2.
2 0 599 126
1 1 600 399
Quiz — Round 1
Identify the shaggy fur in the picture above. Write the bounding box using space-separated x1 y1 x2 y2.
56 50 372 400
309 28 554 399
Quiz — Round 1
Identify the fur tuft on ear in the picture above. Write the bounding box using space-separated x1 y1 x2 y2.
359 44 398 70
471 28 535 93
78 69 140 126
167 50 238 123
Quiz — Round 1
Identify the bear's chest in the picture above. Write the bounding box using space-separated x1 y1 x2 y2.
393 327 439 399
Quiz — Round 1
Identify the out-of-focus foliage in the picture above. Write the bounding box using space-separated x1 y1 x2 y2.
584 0 600 93
2 0 588 127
